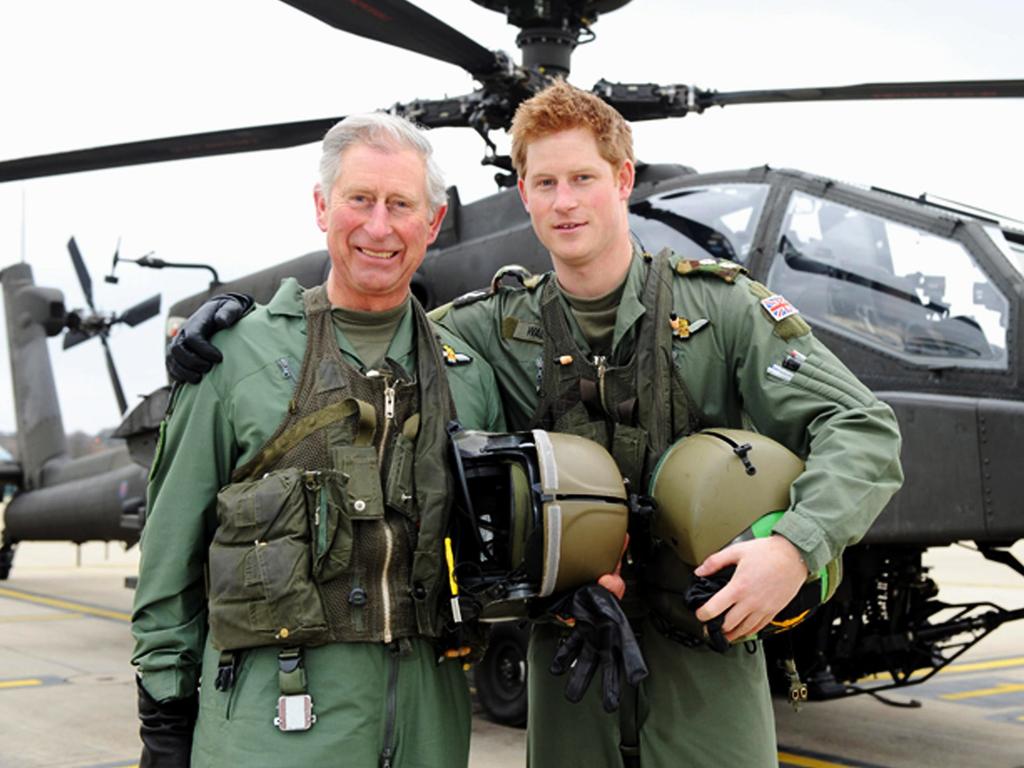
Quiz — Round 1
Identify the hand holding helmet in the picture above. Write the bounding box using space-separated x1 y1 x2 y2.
688 535 809 645
646 428 842 651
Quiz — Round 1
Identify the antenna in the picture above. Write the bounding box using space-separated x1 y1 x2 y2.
19 188 26 263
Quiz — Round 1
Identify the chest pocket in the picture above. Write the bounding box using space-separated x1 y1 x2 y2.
209 467 329 649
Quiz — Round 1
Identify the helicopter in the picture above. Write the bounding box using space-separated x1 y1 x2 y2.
1 0 1023 726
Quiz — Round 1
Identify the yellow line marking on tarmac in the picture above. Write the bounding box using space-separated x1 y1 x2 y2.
858 655 1024 684
778 751 853 767
0 678 43 690
0 587 131 622
943 656 1024 674
941 682 1024 701
0 612 85 623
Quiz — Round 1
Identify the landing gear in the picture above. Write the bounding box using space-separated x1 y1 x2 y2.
0 541 16 580
474 622 529 727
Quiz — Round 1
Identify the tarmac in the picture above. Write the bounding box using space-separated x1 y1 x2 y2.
0 539 1021 768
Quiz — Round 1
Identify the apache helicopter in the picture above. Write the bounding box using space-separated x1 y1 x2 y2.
2 0 1023 726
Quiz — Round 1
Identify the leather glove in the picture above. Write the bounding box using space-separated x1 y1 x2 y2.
166 292 253 384
684 565 735 653
137 676 198 768
547 583 648 713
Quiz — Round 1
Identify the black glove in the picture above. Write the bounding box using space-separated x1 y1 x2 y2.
547 583 648 713
166 292 254 384
137 676 198 768
684 565 736 653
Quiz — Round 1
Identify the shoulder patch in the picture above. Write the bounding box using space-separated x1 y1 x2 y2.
760 294 799 322
674 257 747 284
747 281 811 340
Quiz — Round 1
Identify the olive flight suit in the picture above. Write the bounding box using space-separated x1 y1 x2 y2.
434 249 903 767
132 278 504 767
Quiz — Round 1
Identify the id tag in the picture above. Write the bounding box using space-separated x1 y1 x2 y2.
274 694 316 732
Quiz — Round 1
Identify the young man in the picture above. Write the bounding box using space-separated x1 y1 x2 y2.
433 81 903 766
131 113 503 767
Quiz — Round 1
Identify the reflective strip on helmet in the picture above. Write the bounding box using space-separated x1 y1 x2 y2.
532 429 560 492
540 502 563 597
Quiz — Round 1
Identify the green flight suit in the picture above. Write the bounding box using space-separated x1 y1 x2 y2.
132 278 504 767
436 250 904 767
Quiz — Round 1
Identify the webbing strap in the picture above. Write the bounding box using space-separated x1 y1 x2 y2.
277 647 307 696
618 681 641 768
231 397 375 482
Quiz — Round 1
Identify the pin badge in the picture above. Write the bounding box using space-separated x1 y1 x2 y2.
669 313 709 339
441 343 472 366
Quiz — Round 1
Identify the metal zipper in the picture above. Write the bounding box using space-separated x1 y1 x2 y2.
379 642 400 768
593 354 608 413
381 522 394 644
378 375 397 644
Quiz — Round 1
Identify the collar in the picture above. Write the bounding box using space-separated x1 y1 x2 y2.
265 277 306 318
555 244 649 356
335 300 416 372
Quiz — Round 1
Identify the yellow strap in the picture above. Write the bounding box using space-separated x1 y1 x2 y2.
444 536 459 597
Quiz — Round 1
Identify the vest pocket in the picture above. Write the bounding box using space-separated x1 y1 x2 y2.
384 434 416 520
334 445 385 520
315 469 354 582
208 468 328 650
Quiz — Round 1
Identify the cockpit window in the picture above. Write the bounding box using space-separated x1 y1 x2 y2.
986 225 1024 277
628 184 768 264
768 192 1008 369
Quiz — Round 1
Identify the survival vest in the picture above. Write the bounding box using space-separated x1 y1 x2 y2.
530 249 699 492
207 285 456 650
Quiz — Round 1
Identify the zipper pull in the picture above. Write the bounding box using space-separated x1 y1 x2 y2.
384 379 396 421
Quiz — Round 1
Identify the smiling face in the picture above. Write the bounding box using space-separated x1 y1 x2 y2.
517 127 634 293
315 142 446 311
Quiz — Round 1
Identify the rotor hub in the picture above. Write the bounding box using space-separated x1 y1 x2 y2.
472 0 634 76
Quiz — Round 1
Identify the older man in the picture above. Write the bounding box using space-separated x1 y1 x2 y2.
131 113 503 767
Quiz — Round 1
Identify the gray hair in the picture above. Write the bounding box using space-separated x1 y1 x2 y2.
318 113 447 214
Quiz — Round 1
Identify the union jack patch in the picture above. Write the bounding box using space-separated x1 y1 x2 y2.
441 343 472 366
760 294 799 322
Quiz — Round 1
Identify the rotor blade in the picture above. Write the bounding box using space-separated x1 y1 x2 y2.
67 237 96 312
118 294 162 327
279 0 499 79
0 118 343 182
697 79 1024 110
100 333 129 415
62 328 92 350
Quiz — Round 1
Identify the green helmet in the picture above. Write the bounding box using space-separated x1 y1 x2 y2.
449 428 629 621
646 428 841 640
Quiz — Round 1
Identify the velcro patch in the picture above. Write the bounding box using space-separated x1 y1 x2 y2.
760 294 799 322
501 317 544 344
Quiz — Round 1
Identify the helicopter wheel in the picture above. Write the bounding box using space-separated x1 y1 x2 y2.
0 541 15 580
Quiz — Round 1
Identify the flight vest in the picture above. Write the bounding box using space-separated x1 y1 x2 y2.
530 250 698 492
207 286 455 651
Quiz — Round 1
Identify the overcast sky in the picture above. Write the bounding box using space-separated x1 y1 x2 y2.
0 0 1021 435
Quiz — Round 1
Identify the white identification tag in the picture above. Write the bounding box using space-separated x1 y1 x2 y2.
274 694 316 732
